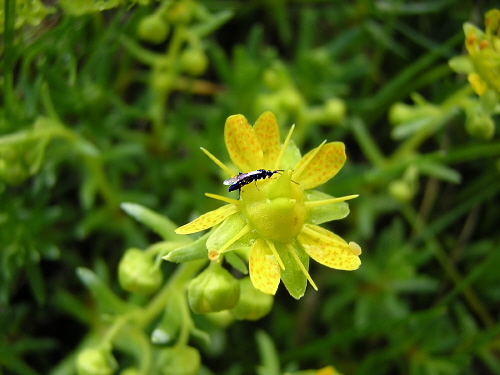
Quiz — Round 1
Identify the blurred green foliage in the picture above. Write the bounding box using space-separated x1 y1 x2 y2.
1 0 500 374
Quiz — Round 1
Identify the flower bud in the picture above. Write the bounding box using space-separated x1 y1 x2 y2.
118 248 163 294
157 346 201 375
164 2 193 24
279 88 304 112
188 263 240 314
180 48 208 76
0 157 29 185
231 277 273 320
322 98 346 124
263 68 282 90
388 179 414 202
76 347 117 375
120 368 139 375
137 14 170 44
465 112 495 140
480 88 499 113
389 102 415 126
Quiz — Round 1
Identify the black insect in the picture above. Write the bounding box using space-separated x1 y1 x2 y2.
223 169 284 193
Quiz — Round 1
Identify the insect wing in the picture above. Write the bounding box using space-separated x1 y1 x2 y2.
223 174 244 185
223 171 260 185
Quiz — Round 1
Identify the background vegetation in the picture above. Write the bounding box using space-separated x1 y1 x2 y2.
1 0 500 374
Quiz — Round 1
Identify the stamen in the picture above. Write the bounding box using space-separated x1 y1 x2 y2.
301 225 346 246
293 140 327 181
265 239 286 270
305 194 359 208
285 243 318 291
205 193 240 206
273 124 295 170
218 224 252 254
200 147 235 177
208 249 220 262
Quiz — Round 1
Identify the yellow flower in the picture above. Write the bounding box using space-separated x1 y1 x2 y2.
463 9 500 96
175 112 361 299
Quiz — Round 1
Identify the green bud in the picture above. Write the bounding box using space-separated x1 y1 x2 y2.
118 248 163 294
480 88 499 114
388 180 414 202
0 157 29 185
137 14 170 44
188 263 240 314
279 88 304 112
157 346 201 375
263 69 282 90
323 98 346 124
204 310 235 328
120 368 139 375
76 347 117 375
180 48 208 76
389 102 415 125
465 112 495 140
165 2 193 24
254 93 282 117
231 278 273 320
151 65 175 92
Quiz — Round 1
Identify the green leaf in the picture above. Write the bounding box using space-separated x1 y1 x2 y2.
276 243 308 300
416 161 461 184
225 251 248 274
25 248 46 305
305 190 351 224
448 55 474 74
206 212 251 253
255 330 281 375
76 268 132 314
191 10 234 38
164 232 211 263
121 202 183 242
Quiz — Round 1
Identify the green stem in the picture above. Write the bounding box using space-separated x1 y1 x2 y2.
400 203 495 328
391 86 473 160
349 116 386 167
150 24 186 147
83 155 118 211
136 260 207 327
176 289 192 347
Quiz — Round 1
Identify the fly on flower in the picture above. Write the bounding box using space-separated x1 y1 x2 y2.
223 169 284 193
170 111 362 300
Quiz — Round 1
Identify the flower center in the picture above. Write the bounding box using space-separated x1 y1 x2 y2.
240 170 306 243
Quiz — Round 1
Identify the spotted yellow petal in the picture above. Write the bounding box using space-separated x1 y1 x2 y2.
175 204 238 235
253 111 280 169
298 224 361 270
249 239 280 295
224 114 264 172
293 142 346 190
468 73 487 96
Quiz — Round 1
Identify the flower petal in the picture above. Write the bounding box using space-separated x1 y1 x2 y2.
293 142 346 190
253 111 280 169
298 224 361 270
249 239 280 295
225 114 264 172
175 204 238 235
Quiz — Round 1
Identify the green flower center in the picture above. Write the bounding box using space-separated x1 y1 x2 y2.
240 170 306 243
